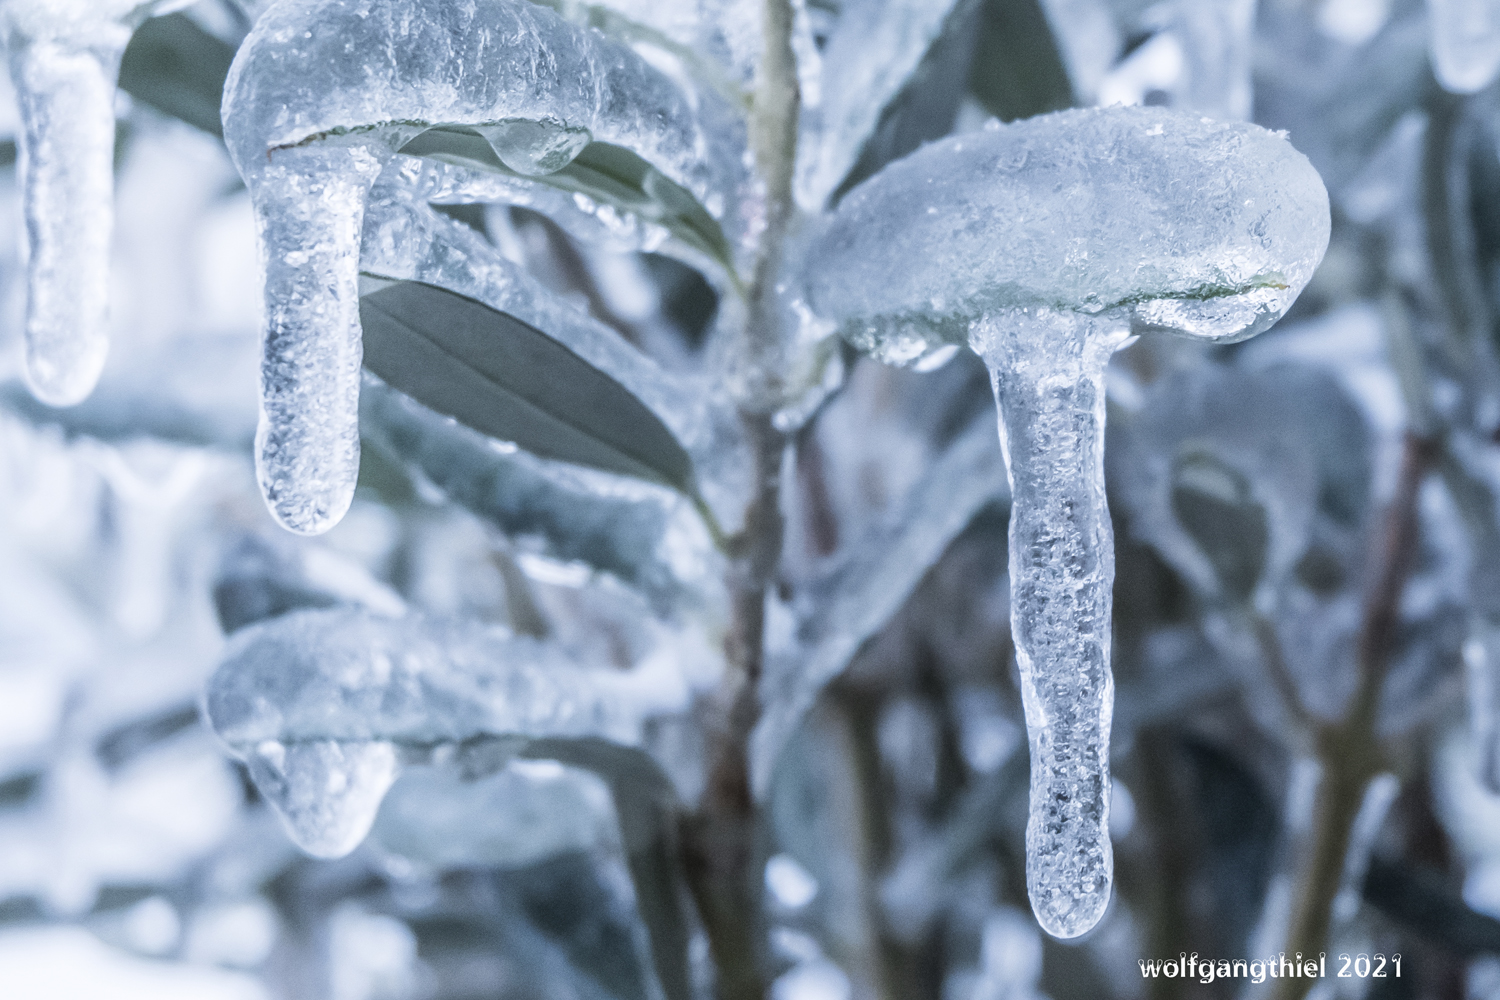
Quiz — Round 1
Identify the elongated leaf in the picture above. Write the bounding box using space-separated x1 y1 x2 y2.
397 130 736 275
359 279 697 496
118 14 236 139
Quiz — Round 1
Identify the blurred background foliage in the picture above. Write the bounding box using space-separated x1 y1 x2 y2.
6 0 1500 999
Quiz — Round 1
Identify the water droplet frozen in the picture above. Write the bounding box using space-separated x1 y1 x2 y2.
1427 0 1500 94
800 105 1329 937
245 739 400 858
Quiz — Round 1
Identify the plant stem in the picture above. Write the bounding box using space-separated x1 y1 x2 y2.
680 5 802 995
1272 432 1437 1000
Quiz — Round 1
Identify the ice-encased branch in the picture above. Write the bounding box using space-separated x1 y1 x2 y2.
220 0 751 534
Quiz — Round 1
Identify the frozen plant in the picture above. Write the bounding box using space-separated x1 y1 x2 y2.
16 1 1500 1000
800 106 1329 937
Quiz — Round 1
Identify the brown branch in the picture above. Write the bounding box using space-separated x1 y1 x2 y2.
1273 431 1438 1000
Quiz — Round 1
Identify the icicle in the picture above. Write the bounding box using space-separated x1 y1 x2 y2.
969 308 1126 938
246 145 389 535
1427 0 1500 94
221 0 749 534
797 106 1330 937
1 1 189 405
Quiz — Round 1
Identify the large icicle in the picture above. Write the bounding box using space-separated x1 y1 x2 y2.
220 0 749 534
799 107 1329 937
0 0 191 405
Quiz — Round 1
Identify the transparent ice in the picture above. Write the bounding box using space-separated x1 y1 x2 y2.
1427 0 1500 93
205 607 697 857
220 0 749 534
1 0 193 406
800 106 1330 937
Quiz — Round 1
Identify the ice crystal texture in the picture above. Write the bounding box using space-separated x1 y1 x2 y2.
205 607 685 856
1427 0 1500 93
220 0 748 534
802 105 1330 938
1 0 192 405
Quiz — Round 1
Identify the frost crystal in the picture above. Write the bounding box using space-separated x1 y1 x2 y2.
221 0 748 534
802 106 1329 938
1 0 192 406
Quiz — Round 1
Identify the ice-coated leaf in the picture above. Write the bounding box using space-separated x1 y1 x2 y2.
397 130 738 274
1169 449 1269 604
802 106 1331 366
523 737 693 1000
1 0 195 407
534 0 761 95
205 607 698 857
360 377 716 612
220 0 751 534
359 280 698 498
360 179 750 532
753 411 1009 795
117 13 234 138
795 0 969 209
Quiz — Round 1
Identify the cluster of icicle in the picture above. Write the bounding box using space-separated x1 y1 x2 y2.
4 0 1340 943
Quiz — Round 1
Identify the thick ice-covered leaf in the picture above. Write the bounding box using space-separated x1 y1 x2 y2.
220 0 751 534
795 0 969 209
359 279 697 497
205 607 699 857
117 13 234 138
360 376 718 612
398 130 737 274
752 411 1009 795
359 183 750 532
802 105 1331 365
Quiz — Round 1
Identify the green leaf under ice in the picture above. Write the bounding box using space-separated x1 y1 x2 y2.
118 14 236 140
398 128 739 277
359 279 700 499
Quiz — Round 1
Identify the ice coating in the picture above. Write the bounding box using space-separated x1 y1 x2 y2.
221 0 749 534
801 106 1329 938
205 607 686 855
804 106 1330 366
1 0 192 405
1426 0 1500 93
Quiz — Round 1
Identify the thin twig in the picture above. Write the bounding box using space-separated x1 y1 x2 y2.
678 4 802 994
1273 432 1438 1000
